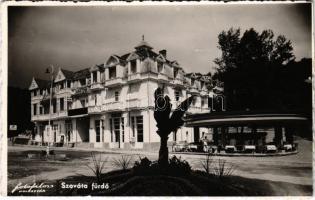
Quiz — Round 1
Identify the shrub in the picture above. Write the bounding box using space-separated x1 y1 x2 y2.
168 156 192 176
133 156 153 175
86 152 108 183
200 153 213 174
213 159 235 178
112 155 133 171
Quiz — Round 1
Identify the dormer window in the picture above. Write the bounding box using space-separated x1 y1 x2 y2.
93 71 97 83
60 82 64 90
79 79 86 86
34 90 37 97
157 62 163 73
201 81 204 89
191 78 195 86
174 68 178 78
174 89 180 101
130 60 137 74
109 67 116 79
115 91 120 101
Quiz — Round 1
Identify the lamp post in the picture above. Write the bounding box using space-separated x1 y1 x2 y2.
46 65 55 148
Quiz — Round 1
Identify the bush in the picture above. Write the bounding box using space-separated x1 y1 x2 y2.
213 159 235 178
112 155 133 171
168 156 191 176
132 156 191 177
133 157 153 175
200 153 213 174
86 152 108 183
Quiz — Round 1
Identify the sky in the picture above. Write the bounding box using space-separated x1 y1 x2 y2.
8 3 312 89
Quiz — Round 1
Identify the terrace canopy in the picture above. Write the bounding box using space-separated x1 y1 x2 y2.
184 111 309 147
184 111 308 127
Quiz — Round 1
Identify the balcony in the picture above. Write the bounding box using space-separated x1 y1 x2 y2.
157 73 169 83
188 87 199 95
72 86 89 97
31 111 68 121
31 95 44 101
88 105 101 114
55 88 73 95
102 101 124 112
105 77 125 88
90 82 104 91
128 73 141 83
172 78 184 87
200 90 209 96
126 99 141 109
68 107 88 116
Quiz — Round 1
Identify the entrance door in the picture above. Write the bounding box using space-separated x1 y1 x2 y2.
95 120 101 143
194 127 200 142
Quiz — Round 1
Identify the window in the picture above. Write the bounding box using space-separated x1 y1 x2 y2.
95 120 100 142
80 99 85 108
33 104 37 115
130 60 137 73
136 116 143 142
110 118 113 142
60 98 64 111
60 82 64 90
174 90 180 101
95 94 97 105
115 91 119 101
52 99 57 113
80 79 86 86
201 98 205 107
157 62 163 73
93 71 97 83
192 97 197 106
109 67 116 79
113 118 120 142
191 78 195 86
121 118 124 142
174 68 178 78
131 116 135 137
34 90 37 97
67 80 71 88
39 106 43 115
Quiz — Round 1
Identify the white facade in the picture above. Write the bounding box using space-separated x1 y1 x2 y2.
29 39 212 150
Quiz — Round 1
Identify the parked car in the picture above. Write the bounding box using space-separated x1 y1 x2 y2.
187 142 203 152
172 141 188 152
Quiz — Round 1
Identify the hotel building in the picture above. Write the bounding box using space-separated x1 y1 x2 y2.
28 38 212 150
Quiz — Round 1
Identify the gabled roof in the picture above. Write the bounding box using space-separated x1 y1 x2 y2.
35 78 50 89
72 68 91 80
60 69 74 79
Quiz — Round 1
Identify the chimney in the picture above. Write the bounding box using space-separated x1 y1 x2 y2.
159 49 167 58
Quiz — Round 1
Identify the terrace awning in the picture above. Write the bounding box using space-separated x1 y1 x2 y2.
184 112 308 127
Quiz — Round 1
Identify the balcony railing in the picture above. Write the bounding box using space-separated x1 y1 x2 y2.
128 73 141 82
90 82 104 91
105 78 125 87
126 99 141 109
68 107 88 116
72 86 89 97
157 73 169 82
102 101 124 112
172 78 184 86
31 111 68 121
88 105 101 113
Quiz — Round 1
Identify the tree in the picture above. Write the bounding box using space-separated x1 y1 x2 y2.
154 87 194 167
214 28 295 111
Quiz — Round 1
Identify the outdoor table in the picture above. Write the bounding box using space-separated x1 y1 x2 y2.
266 145 277 151
244 145 255 150
283 144 293 151
244 145 256 153
225 145 236 152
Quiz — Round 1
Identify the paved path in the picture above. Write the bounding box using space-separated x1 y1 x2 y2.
7 139 312 194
